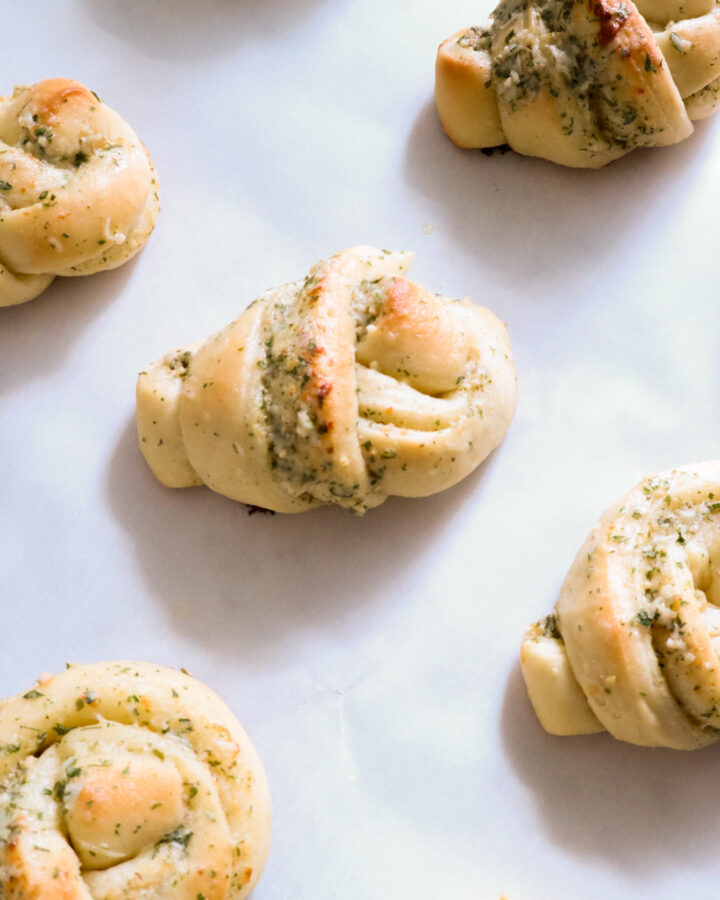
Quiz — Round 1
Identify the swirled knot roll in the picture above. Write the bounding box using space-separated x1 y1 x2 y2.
0 78 159 307
136 246 517 515
521 462 720 748
0 661 271 898
435 0 720 167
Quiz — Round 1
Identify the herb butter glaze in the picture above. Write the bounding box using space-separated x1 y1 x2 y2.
522 462 720 748
435 0 720 166
136 247 517 514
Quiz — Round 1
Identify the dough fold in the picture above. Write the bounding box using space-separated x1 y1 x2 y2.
436 0 720 167
0 78 159 306
0 661 271 898
522 462 720 748
137 246 517 514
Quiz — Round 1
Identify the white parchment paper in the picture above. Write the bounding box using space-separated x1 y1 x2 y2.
3 1 720 897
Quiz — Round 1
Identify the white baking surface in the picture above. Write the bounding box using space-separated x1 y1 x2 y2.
2 1 720 897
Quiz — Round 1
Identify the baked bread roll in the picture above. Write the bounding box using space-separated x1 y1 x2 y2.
0 78 159 306
136 246 517 514
0 661 271 898
522 462 720 748
436 0 720 167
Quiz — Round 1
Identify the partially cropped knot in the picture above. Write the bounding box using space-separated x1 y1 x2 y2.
136 246 517 514
0 78 159 306
522 462 720 748
435 0 720 166
0 661 271 898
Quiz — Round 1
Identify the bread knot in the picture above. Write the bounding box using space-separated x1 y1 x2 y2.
435 0 720 166
522 462 720 748
0 78 159 306
0 662 271 898
136 247 517 514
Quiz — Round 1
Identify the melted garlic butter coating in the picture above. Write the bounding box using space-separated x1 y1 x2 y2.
136 247 517 514
0 78 159 306
522 462 720 748
436 0 720 167
0 661 270 898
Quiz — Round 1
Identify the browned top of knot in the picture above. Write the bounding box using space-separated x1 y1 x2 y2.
589 0 631 46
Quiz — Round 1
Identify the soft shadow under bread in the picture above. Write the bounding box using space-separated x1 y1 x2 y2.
106 416 502 666
501 661 720 874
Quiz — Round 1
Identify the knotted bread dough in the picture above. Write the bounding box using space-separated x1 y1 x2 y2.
436 0 720 167
136 246 517 514
0 78 159 306
522 462 720 748
0 661 271 898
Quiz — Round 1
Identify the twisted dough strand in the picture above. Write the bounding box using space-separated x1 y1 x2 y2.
136 247 517 514
0 79 159 306
0 661 271 898
435 0 720 167
522 462 720 748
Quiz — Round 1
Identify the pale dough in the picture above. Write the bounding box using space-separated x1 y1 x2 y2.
0 78 159 306
0 661 271 898
136 246 518 514
522 462 720 748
